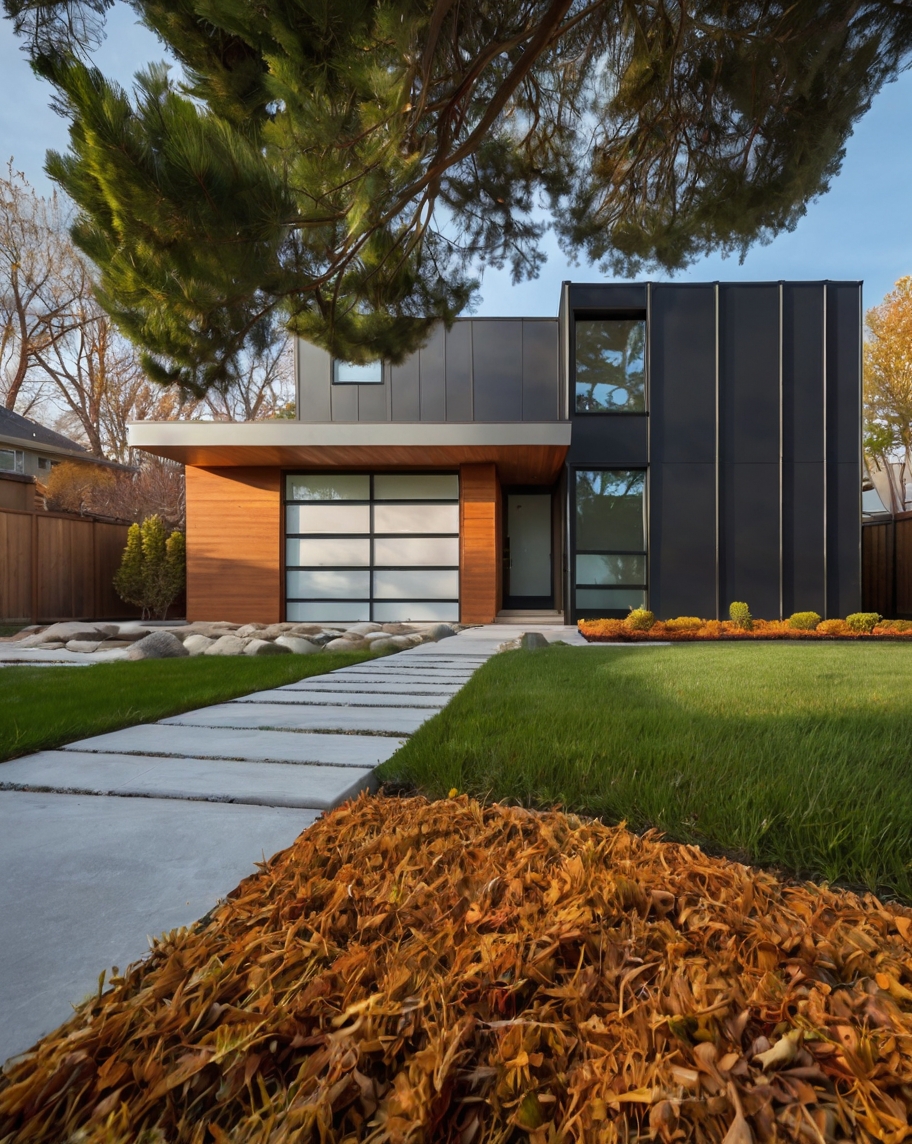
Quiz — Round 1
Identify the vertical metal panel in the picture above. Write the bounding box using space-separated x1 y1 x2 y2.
719 285 780 463
827 462 862 616
782 463 826 615
567 416 648 466
827 284 863 466
330 377 358 421
720 463 781 618
445 321 473 421
782 284 825 462
522 321 559 420
649 463 717 619
357 373 390 421
390 353 420 421
649 284 716 463
473 321 523 421
296 339 331 421
419 324 447 420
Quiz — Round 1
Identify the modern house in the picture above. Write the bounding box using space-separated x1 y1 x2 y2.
130 281 862 626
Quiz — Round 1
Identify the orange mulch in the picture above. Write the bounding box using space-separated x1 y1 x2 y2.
579 618 912 642
3 794 912 1143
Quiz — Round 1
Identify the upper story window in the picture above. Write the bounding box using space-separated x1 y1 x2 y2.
575 318 646 413
332 359 383 385
0 448 25 474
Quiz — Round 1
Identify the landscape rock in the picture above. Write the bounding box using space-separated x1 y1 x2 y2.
236 623 267 637
363 631 394 642
204 635 247 656
380 623 419 635
521 631 550 650
275 636 321 655
97 640 137 651
66 640 101 653
286 624 325 636
127 630 189 660
346 622 384 635
325 637 365 651
389 635 420 648
243 638 291 656
423 623 456 642
367 638 397 652
36 622 117 644
182 634 215 656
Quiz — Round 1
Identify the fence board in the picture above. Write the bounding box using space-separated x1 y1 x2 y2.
863 515 912 619
0 507 141 623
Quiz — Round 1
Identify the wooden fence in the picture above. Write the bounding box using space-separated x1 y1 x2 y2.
862 514 912 618
0 506 140 623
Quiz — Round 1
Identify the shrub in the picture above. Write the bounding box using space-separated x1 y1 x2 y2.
788 611 822 631
728 601 753 630
817 619 850 636
845 612 881 634
114 515 186 620
625 608 656 631
664 616 704 633
702 620 724 638
877 619 912 633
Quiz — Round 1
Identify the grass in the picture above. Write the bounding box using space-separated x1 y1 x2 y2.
379 642 912 899
0 651 374 763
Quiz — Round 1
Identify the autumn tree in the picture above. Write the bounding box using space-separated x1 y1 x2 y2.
6 0 912 393
864 277 912 515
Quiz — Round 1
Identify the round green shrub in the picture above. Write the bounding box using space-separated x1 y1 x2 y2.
788 611 822 630
728 601 753 630
845 612 882 634
664 616 704 633
625 608 656 631
878 619 912 633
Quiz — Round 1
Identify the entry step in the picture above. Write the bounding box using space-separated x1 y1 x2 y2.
494 610 565 625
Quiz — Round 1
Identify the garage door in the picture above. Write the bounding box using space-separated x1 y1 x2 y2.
285 472 460 622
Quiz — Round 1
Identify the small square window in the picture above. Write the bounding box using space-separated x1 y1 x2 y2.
332 359 383 384
575 318 646 412
38 457 52 472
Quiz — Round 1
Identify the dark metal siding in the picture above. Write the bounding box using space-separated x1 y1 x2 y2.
649 463 717 619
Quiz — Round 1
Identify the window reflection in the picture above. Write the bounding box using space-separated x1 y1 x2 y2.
574 469 647 615
575 319 646 412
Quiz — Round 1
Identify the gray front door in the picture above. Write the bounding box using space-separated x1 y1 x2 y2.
506 494 552 603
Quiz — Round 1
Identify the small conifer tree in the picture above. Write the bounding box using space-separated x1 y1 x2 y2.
114 515 186 619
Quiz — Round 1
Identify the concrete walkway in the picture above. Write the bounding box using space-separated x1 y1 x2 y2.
0 625 581 1061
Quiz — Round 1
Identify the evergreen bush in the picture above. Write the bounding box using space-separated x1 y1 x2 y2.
788 611 822 630
845 612 882 634
664 617 704 632
625 608 656 631
817 619 850 635
114 515 186 619
728 601 753 630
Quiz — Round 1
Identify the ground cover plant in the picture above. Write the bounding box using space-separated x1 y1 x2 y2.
0 651 373 763
579 611 908 641
380 643 912 900
3 793 912 1143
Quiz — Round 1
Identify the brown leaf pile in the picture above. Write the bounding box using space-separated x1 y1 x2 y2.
3 794 912 1144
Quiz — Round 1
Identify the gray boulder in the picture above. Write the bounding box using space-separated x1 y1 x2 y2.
244 638 291 656
423 623 456 642
521 631 550 650
275 635 321 655
236 623 267 637
325 637 365 651
204 635 247 656
183 634 215 656
367 638 398 652
35 622 117 644
127 630 189 660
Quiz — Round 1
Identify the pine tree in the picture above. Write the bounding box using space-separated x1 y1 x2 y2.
7 0 912 392
113 521 144 612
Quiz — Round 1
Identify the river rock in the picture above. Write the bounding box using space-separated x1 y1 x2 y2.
325 637 365 651
127 630 189 660
244 638 291 656
236 623 267 637
275 636 321 654
183 634 215 656
66 640 100 653
204 635 247 656
422 624 456 642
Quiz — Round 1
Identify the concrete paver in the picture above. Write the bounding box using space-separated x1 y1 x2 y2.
161 702 432 735
0 751 376 808
0 791 316 1063
235 689 446 707
60 724 403 767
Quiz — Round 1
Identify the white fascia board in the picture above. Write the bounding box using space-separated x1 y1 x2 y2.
128 421 572 448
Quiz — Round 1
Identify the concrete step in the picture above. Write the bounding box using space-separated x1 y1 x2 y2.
494 610 565 625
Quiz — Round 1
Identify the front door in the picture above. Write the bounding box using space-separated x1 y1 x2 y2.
504 493 552 608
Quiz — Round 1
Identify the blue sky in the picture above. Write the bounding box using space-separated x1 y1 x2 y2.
2 6 910 317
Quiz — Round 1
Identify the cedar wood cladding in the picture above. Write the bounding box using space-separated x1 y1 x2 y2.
459 463 501 623
186 466 281 623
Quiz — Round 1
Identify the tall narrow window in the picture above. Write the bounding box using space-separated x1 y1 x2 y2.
574 469 646 613
575 319 646 412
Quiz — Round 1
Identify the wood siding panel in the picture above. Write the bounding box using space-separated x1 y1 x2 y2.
460 463 499 623
0 510 33 621
36 516 95 619
186 466 281 623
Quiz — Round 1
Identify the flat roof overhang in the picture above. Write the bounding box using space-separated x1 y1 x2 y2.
128 421 571 485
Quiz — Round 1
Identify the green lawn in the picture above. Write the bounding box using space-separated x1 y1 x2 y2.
0 651 374 763
379 643 912 900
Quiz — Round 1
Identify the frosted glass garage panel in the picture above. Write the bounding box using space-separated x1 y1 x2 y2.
286 474 369 501
287 570 370 599
374 473 459 500
287 602 370 622
287 504 370 534
373 601 460 622
287 538 371 567
374 503 459 534
373 537 460 567
373 569 459 600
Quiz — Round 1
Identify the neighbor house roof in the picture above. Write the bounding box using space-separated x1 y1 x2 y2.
0 407 129 470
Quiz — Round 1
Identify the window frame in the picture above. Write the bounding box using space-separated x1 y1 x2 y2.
0 448 25 474
571 311 648 416
570 466 648 620
331 359 385 385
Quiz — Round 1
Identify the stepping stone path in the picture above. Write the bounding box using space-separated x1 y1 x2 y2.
0 641 495 811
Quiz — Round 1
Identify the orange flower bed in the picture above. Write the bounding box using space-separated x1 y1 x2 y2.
579 618 912 642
